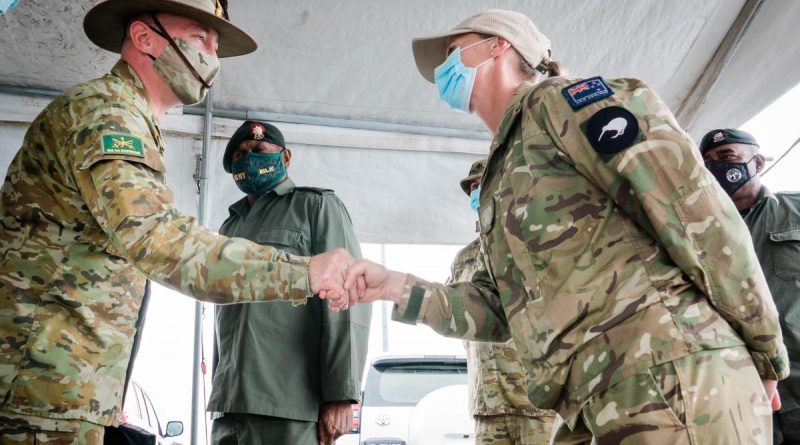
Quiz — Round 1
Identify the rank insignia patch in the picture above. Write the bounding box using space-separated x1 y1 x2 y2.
562 76 614 110
101 134 144 157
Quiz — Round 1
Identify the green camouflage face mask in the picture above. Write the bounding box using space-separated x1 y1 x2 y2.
148 16 220 105
231 151 287 195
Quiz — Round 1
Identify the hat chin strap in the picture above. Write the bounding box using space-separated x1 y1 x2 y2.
147 13 213 89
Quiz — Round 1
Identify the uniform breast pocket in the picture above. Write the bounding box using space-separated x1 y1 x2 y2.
255 228 305 256
770 228 800 281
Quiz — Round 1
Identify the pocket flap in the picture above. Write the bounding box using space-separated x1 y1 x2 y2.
770 228 800 243
255 228 303 247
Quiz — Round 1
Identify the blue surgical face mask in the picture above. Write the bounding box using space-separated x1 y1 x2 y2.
0 0 19 15
469 186 481 212
231 151 287 195
434 38 495 113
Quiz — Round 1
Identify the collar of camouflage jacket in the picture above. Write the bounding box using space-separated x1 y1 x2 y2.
111 60 159 126
489 81 533 152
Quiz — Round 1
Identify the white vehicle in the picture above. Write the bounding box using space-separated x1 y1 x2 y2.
122 380 185 445
358 355 469 445
407 385 473 444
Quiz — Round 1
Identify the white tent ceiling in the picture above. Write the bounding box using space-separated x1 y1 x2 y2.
1 0 798 244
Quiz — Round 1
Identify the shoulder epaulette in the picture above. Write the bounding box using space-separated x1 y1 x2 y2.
295 186 334 195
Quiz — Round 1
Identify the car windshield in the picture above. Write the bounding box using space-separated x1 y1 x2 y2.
364 363 467 407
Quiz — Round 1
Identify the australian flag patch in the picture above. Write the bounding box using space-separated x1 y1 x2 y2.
562 76 614 110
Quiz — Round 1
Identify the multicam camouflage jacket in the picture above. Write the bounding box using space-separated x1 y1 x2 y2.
0 61 310 426
393 77 789 428
450 238 551 418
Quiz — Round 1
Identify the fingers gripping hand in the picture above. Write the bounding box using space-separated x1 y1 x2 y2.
762 379 781 411
310 248 352 308
317 420 331 445
343 259 405 304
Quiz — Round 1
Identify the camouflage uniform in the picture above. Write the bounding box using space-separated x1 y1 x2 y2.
0 62 312 439
453 238 555 445
393 77 789 443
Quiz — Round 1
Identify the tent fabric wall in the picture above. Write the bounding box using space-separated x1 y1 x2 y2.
688 0 800 140
0 0 753 130
0 93 482 245
1 0 799 245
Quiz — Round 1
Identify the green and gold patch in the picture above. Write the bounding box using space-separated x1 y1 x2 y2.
101 134 144 157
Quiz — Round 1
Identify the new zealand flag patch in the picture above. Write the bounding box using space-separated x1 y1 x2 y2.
562 76 614 110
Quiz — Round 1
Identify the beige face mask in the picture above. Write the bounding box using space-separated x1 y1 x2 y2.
148 15 220 105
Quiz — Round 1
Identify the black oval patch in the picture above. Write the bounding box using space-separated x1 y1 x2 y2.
585 106 639 155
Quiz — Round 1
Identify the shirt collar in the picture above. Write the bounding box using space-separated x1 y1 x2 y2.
228 196 250 218
227 177 296 218
271 177 296 196
489 81 534 152
740 185 775 217
761 186 778 203
111 60 157 123
110 60 165 152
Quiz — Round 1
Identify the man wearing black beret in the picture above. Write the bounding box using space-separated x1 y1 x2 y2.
208 120 371 445
701 128 800 445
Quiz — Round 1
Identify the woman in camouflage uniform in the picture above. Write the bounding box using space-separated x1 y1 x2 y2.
339 9 787 445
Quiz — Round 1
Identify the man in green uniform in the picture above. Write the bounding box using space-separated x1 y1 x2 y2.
454 159 555 445
337 9 789 444
700 128 800 444
207 121 371 445
0 1 355 443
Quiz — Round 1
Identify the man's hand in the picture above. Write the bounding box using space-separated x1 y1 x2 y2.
309 248 357 304
317 401 353 445
763 379 781 411
341 259 407 307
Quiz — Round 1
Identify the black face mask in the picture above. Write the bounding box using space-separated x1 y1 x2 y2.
705 156 756 196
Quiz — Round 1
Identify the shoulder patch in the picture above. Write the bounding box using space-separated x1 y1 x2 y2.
561 76 614 110
583 106 640 155
101 134 144 157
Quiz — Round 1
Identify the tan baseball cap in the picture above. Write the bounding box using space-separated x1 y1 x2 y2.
412 9 552 83
84 0 257 58
459 158 487 196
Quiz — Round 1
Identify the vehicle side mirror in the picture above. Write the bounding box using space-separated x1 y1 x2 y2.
165 421 183 437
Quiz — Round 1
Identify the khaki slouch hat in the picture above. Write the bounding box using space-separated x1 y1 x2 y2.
84 0 257 57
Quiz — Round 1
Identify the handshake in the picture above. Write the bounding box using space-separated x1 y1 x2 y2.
308 248 407 310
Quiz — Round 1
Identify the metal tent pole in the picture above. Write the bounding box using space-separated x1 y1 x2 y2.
381 245 389 352
190 89 214 445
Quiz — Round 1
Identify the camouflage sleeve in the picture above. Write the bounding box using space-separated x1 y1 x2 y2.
392 268 511 342
69 107 311 305
538 78 788 380
445 242 479 349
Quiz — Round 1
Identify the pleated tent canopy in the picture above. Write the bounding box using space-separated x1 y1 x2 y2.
0 0 799 245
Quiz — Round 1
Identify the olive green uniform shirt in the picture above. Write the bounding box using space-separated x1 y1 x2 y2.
742 187 800 412
207 178 371 422
392 77 788 428
0 61 311 427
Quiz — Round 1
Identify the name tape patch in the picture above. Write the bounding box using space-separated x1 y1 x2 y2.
101 134 144 157
562 76 614 110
